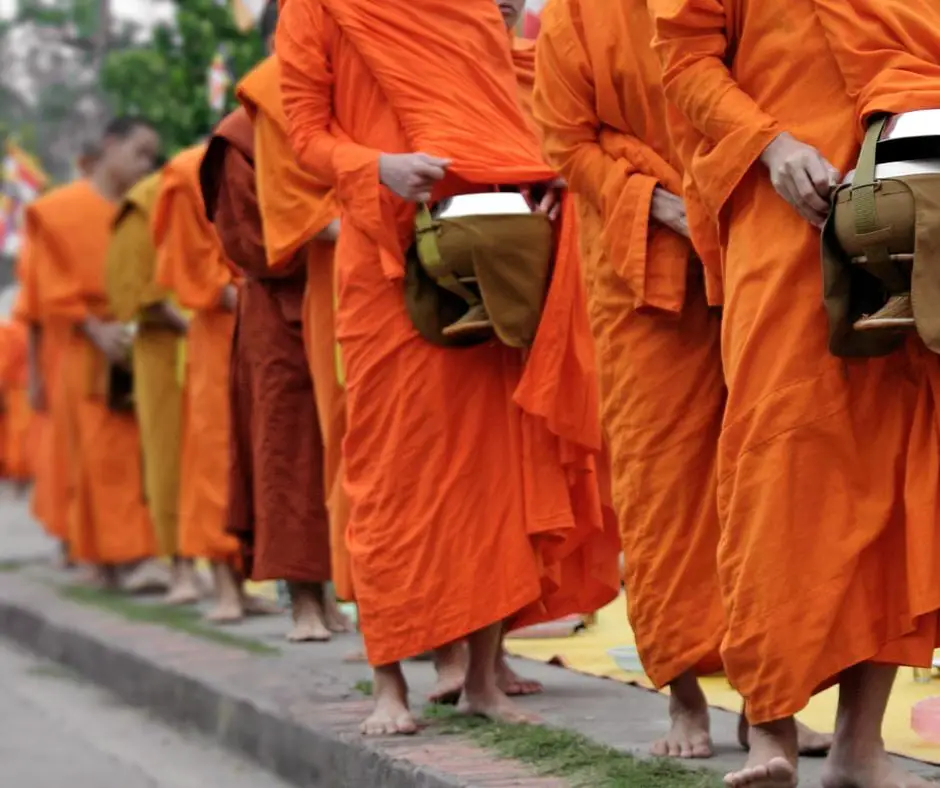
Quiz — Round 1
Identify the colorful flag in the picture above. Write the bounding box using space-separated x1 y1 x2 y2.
3 141 48 200
1 141 48 257
522 0 545 38
207 48 232 113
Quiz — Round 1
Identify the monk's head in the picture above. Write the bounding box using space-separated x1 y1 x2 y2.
97 116 161 194
76 141 101 178
496 0 525 30
260 0 278 55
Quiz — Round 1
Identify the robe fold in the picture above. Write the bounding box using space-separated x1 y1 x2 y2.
0 321 34 482
105 172 183 559
532 0 725 688
153 147 239 565
19 181 155 564
15 251 69 538
649 0 940 722
200 107 331 584
278 0 619 666
236 55 352 599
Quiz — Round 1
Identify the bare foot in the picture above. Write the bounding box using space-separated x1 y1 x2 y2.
83 565 120 591
459 684 540 724
821 742 932 787
360 664 418 736
496 652 543 697
286 584 331 642
725 720 798 787
164 578 200 606
121 560 171 595
241 593 282 616
429 641 468 705
324 603 354 633
205 601 244 625
652 674 713 759
738 712 832 757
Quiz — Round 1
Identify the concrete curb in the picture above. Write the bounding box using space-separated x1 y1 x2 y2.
0 582 470 788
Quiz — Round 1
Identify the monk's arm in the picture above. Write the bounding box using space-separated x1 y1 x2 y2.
277 1 380 187
650 0 782 206
810 0 940 129
16 222 47 411
531 0 618 210
214 145 273 279
25 323 45 412
155 189 233 312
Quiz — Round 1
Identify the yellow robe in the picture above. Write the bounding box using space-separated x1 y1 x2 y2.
105 172 183 558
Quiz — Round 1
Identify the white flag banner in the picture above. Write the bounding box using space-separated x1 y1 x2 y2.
230 0 268 32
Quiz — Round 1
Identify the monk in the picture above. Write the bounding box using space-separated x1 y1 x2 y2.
105 169 200 604
0 319 33 487
278 0 619 734
201 100 341 639
17 229 71 551
531 0 832 763
649 0 940 785
154 144 277 624
19 118 160 584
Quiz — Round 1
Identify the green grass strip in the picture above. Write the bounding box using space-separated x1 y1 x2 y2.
0 560 23 572
424 705 723 788
59 584 280 656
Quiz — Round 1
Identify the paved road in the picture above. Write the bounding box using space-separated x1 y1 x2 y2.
0 640 294 788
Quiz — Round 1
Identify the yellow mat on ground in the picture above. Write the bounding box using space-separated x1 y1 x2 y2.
506 594 940 764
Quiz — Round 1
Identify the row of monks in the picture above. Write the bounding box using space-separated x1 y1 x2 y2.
12 0 940 785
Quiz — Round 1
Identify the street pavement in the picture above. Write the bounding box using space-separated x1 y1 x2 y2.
0 638 294 788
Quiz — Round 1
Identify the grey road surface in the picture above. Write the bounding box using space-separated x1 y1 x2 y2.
0 640 293 788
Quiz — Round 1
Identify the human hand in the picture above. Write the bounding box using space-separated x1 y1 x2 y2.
531 176 566 221
316 218 341 243
220 284 238 312
379 152 451 202
650 186 690 238
760 132 840 228
86 319 132 365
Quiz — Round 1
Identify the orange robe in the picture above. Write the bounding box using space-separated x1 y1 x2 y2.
650 0 940 722
0 320 33 481
200 107 331 584
15 246 70 538
531 0 725 688
278 0 620 666
153 147 240 566
18 181 155 564
236 56 351 599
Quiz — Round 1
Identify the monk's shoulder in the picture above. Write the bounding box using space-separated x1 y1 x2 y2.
236 55 282 121
27 181 89 224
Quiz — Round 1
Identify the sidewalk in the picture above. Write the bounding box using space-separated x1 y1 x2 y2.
2 492 939 787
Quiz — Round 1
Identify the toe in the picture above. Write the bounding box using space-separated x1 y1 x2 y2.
650 739 668 757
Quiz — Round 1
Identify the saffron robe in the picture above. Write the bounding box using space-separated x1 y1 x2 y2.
154 146 239 565
200 107 331 584
236 56 351 598
105 171 184 559
15 249 70 538
278 0 620 666
19 180 155 564
0 320 34 481
650 0 940 722
532 0 725 688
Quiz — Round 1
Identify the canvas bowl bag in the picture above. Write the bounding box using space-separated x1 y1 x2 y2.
404 191 554 348
822 109 940 357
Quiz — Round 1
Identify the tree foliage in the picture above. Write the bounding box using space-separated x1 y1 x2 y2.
100 0 265 155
